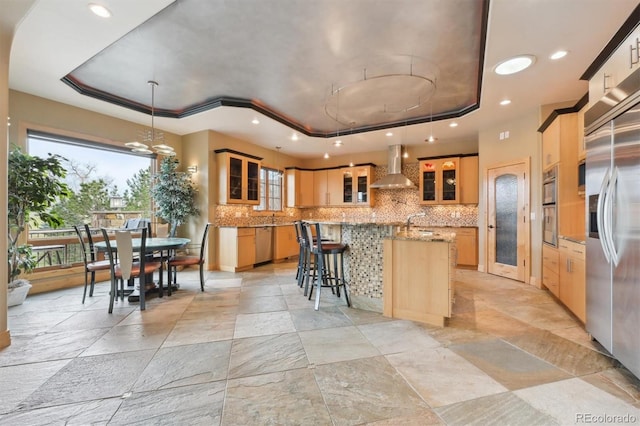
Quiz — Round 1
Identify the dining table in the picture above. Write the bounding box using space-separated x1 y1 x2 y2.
94 236 190 302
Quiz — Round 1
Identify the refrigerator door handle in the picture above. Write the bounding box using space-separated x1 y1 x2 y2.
604 167 620 267
597 168 612 264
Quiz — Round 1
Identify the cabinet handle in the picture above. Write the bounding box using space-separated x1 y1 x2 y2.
631 38 640 68
603 73 611 92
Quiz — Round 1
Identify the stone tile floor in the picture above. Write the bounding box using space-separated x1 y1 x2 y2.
1 262 640 425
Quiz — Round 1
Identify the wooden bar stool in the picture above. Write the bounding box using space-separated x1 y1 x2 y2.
302 222 350 310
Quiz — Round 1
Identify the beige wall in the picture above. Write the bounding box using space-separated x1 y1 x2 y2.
478 107 542 284
9 91 181 156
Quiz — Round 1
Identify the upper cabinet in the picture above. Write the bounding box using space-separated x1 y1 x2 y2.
286 168 314 207
542 118 561 170
418 157 460 205
341 165 375 206
588 25 640 105
301 164 375 207
215 149 262 205
459 156 479 205
418 155 478 205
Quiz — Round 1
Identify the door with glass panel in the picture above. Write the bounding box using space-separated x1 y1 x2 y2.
487 160 530 282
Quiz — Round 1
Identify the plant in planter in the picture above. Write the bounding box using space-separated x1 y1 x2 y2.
7 147 70 304
151 157 199 237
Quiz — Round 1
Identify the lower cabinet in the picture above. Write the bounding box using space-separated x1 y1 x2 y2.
274 225 299 262
383 239 455 327
455 227 477 267
542 245 560 297
218 227 256 272
559 239 586 322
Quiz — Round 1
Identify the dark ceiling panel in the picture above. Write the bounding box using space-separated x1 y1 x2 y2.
64 0 488 136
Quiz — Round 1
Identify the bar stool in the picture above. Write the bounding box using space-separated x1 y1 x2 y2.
293 221 306 288
302 222 350 310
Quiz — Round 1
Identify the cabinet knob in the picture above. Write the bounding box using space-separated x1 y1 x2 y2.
488 224 495 229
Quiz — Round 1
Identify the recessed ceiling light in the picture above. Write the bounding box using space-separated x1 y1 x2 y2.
550 50 568 60
333 140 342 147
449 122 458 128
88 3 111 18
386 132 393 137
500 99 511 106
291 133 299 141
323 152 330 159
251 118 260 125
494 55 536 75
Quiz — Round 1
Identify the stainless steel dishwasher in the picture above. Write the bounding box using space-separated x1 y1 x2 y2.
254 226 273 264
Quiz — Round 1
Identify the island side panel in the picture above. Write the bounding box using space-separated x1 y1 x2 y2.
340 223 395 313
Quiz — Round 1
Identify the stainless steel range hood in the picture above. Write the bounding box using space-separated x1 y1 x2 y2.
370 144 416 189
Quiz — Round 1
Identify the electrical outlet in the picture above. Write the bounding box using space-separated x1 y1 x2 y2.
235 212 241 218
456 211 461 218
450 211 456 218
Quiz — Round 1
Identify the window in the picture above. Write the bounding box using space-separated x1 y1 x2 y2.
27 130 155 225
255 167 283 211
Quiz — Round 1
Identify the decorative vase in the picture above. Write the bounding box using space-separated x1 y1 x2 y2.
7 282 32 307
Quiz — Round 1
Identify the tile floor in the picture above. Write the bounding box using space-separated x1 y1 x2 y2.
1 262 640 425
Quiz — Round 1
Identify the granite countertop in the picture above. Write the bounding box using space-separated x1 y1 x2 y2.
388 229 457 243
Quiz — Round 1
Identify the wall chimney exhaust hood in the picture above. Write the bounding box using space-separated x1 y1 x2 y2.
370 144 416 189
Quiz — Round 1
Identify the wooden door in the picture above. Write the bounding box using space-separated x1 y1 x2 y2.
486 159 530 283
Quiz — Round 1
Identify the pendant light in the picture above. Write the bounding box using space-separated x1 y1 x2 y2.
126 81 175 156
425 98 437 143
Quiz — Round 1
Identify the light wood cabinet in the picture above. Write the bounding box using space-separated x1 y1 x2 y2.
542 118 560 170
383 239 455 327
542 245 560 297
218 227 256 272
588 25 640 106
559 239 586 322
459 156 479 204
455 227 477 267
273 225 299 262
215 150 261 205
312 166 374 207
419 157 460 205
341 165 375 206
326 168 343 206
286 168 314 207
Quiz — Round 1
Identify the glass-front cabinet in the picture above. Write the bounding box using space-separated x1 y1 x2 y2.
419 157 459 205
215 149 262 205
341 164 374 206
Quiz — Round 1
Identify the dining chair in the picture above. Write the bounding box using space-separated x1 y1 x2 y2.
168 223 211 292
101 227 161 313
74 224 111 304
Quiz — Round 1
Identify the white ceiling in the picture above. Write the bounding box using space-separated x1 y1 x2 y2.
7 0 640 159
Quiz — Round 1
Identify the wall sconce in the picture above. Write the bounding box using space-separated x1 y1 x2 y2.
187 165 198 174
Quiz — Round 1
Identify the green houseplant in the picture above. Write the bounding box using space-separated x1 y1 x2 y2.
7 147 70 304
151 157 199 237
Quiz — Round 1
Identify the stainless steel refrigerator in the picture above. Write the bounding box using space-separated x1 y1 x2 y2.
585 69 640 378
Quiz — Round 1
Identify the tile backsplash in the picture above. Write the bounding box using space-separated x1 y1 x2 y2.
213 163 478 227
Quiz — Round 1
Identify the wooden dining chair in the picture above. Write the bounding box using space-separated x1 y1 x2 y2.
101 227 161 313
74 224 111 304
168 223 211 292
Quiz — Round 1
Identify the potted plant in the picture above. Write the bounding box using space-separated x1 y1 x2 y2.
7 147 70 306
151 157 199 237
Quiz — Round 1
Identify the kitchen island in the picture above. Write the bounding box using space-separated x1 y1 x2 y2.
319 222 456 325
383 230 456 326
